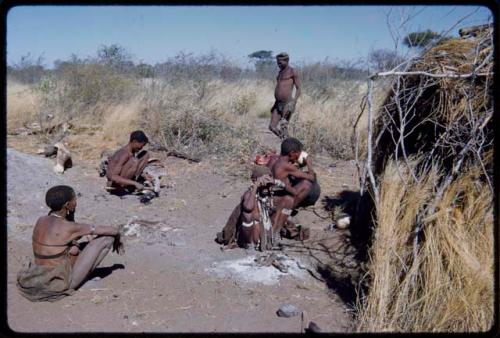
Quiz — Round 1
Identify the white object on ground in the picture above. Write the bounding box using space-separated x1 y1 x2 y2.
208 255 308 285
277 304 302 318
53 142 71 174
336 216 351 229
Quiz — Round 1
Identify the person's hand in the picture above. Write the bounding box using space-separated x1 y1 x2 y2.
304 154 312 165
69 245 80 256
113 232 125 255
134 182 145 191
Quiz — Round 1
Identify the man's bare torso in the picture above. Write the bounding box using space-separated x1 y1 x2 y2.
106 146 132 179
274 66 295 102
271 158 294 188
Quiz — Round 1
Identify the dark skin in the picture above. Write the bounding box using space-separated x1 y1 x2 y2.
239 175 274 248
270 150 316 209
265 153 280 171
32 193 123 289
106 140 150 190
269 57 302 137
239 175 293 249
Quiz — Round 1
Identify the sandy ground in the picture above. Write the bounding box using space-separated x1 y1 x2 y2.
6 121 362 333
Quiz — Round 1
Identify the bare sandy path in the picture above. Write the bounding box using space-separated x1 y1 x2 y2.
7 124 359 333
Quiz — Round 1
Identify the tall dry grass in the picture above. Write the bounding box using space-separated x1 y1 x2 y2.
8 71 371 163
7 82 41 131
356 159 493 332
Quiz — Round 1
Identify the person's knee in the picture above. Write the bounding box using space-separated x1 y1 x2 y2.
284 196 294 209
299 180 312 193
93 235 114 249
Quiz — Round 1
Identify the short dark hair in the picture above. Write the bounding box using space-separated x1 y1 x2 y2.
130 130 149 144
45 185 75 211
281 137 302 156
276 52 289 61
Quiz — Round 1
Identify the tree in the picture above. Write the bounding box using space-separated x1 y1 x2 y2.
97 44 133 73
248 50 274 77
8 53 46 83
248 50 273 60
136 63 155 78
403 30 441 49
368 48 405 72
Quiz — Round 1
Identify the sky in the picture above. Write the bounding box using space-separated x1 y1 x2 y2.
6 5 493 68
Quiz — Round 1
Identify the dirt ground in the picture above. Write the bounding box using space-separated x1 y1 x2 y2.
6 120 362 333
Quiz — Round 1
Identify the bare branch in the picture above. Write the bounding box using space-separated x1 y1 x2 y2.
371 69 492 80
366 78 380 206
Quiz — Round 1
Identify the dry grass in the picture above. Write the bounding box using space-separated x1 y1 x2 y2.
7 63 378 164
7 82 41 131
356 28 494 332
356 160 493 332
7 63 375 164
102 97 143 145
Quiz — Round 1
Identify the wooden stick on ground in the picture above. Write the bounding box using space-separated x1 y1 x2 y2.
148 140 201 163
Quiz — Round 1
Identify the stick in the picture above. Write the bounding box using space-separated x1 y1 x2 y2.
149 140 201 163
371 70 492 80
366 78 380 206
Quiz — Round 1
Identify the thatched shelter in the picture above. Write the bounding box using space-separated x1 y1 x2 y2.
372 24 493 179
356 24 494 332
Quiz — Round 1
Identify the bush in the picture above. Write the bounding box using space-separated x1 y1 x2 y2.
8 53 47 84
39 57 136 122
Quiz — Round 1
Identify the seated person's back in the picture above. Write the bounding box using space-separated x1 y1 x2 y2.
17 185 122 302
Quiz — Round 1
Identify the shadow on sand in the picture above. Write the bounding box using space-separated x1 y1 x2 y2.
280 189 375 307
89 263 125 279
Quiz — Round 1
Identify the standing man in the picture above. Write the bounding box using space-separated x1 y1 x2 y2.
269 52 301 139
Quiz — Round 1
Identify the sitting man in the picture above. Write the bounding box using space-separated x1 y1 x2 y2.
17 185 123 302
106 130 151 194
216 166 294 251
270 137 321 238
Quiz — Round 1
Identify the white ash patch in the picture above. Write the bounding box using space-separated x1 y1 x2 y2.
120 216 184 245
207 254 308 285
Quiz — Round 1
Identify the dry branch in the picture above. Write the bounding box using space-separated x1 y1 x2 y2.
148 140 201 163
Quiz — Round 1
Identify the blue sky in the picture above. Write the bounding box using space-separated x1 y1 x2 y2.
7 5 492 68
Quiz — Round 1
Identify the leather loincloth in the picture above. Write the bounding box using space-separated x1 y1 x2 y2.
17 254 74 302
271 100 296 116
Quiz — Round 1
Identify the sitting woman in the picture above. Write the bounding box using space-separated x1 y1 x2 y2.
238 166 276 250
216 166 294 251
17 185 123 302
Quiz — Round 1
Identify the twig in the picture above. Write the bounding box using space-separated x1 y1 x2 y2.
149 140 201 162
366 78 380 206
371 70 492 80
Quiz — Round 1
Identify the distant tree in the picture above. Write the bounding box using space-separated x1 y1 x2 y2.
8 53 46 83
248 50 274 78
248 50 273 60
135 63 155 78
97 44 134 73
403 30 441 48
368 48 405 72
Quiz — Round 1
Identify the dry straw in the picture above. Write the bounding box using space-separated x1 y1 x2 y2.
356 25 493 332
